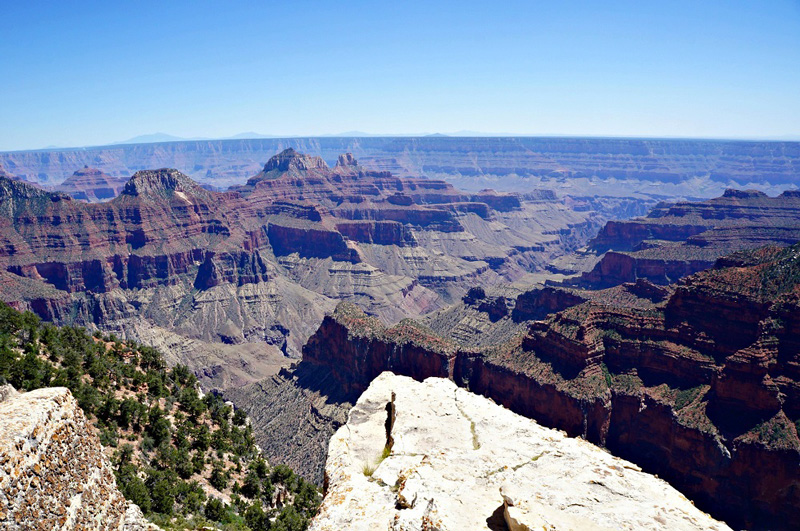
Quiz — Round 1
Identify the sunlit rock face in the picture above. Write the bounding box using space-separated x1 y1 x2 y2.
310 372 730 531
0 385 159 530
0 149 608 391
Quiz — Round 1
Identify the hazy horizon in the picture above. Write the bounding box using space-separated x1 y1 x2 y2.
7 130 800 154
2 1 799 151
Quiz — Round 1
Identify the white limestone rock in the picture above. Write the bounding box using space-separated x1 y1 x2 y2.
310 372 731 531
0 386 160 530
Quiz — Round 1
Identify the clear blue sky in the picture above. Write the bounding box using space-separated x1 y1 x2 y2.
1 0 799 150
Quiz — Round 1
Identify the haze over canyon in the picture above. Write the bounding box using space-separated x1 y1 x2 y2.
1 136 798 530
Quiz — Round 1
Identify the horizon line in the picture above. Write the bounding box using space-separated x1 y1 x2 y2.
4 132 800 154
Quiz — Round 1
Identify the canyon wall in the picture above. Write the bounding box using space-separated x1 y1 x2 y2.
273 244 800 528
3 138 798 196
568 189 800 289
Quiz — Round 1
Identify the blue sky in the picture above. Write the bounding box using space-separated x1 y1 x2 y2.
1 0 799 150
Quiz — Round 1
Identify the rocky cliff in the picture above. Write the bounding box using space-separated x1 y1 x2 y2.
569 189 800 288
310 372 730 531
0 149 609 391
0 385 157 530
245 244 800 528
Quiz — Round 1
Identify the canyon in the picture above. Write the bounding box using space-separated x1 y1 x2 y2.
2 136 799 197
0 149 617 390
2 141 800 528
232 243 800 528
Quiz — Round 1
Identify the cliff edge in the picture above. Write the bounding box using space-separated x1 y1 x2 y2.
0 385 158 530
310 372 730 531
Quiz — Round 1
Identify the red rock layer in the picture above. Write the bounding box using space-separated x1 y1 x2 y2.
300 245 800 528
570 189 800 288
54 166 128 202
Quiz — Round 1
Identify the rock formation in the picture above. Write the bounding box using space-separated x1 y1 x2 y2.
55 166 128 202
238 243 800 527
0 149 607 391
0 385 158 530
2 138 798 198
310 372 730 531
568 189 800 288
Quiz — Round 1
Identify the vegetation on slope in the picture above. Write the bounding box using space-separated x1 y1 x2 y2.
0 302 320 530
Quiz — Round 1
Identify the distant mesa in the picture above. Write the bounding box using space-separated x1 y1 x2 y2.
112 132 189 145
55 166 128 202
721 188 768 199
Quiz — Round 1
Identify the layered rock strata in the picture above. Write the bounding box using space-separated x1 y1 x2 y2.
0 149 607 390
54 166 128 202
3 137 798 197
268 244 800 527
310 372 730 531
570 189 800 288
0 385 158 530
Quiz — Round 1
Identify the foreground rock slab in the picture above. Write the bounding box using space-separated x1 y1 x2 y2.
310 372 730 531
0 385 158 530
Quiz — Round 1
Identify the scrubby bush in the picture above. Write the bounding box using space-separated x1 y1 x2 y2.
0 302 321 530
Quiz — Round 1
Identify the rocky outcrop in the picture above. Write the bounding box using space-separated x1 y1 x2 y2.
267 222 361 263
335 220 417 246
193 250 270 289
121 168 206 198
0 385 158 530
311 372 730 531
261 147 328 173
511 286 588 321
293 244 800 527
470 189 522 211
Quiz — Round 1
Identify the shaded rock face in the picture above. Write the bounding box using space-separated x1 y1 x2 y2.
310 373 730 531
293 244 800 528
262 147 328 172
0 385 158 530
0 150 608 391
571 189 800 289
511 286 587 321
